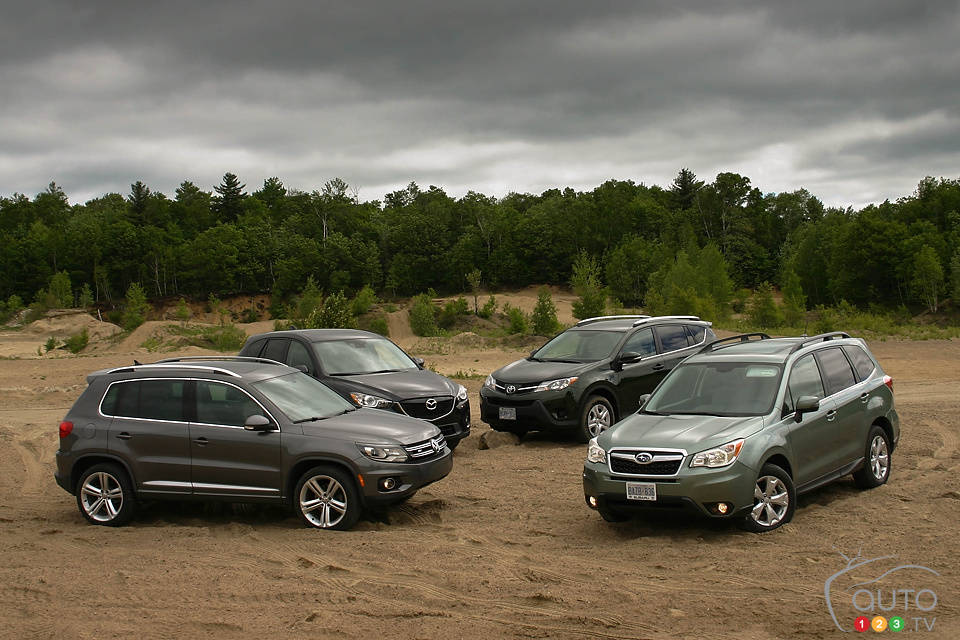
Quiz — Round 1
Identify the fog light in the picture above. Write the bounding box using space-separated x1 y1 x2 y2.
381 477 398 491
588 495 598 508
717 502 730 515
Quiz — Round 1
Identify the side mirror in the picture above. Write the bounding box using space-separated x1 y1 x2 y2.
244 414 273 431
413 357 425 370
619 351 642 364
638 394 651 410
794 396 820 423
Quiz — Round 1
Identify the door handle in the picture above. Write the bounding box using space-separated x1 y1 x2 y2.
115 432 131 440
652 364 665 371
860 392 869 404
193 437 209 446
825 410 837 422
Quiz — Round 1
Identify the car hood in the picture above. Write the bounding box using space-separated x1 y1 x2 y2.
493 358 595 385
602 413 764 452
299 408 440 445
329 369 455 400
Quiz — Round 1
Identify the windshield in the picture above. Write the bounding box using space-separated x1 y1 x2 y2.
313 338 417 375
253 372 355 422
532 330 622 363
644 362 783 417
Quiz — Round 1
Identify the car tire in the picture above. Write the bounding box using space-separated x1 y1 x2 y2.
294 465 361 530
76 463 136 527
739 463 796 533
853 425 892 489
598 505 631 523
577 395 615 443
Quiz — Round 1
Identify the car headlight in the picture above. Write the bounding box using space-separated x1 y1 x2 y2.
350 392 393 409
357 443 408 463
483 375 495 390
534 377 578 393
587 437 606 464
456 384 468 402
690 439 745 468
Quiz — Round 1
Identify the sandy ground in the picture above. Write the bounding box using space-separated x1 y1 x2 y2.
0 313 957 639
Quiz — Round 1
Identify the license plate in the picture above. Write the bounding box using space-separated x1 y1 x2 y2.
626 482 656 501
499 407 517 420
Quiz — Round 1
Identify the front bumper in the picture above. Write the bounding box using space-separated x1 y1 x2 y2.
479 387 579 431
359 448 454 508
430 399 471 444
582 459 757 518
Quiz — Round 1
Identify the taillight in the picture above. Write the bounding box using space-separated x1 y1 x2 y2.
59 421 74 438
883 375 893 392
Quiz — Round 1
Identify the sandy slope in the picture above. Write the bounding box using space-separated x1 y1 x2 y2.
0 318 957 638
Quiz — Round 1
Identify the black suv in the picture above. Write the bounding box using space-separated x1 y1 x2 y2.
54 357 453 530
239 329 470 448
480 316 716 441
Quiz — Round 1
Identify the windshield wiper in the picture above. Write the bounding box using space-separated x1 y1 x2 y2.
540 358 581 364
330 369 402 376
292 416 327 424
641 409 670 416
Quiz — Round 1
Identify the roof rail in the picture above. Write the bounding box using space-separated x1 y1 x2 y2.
788 331 851 354
697 332 770 354
155 356 284 366
106 363 242 378
576 315 650 326
632 315 701 327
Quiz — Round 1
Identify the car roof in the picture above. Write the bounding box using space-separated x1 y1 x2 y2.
246 328 381 343
685 333 858 364
88 357 297 384
571 315 711 332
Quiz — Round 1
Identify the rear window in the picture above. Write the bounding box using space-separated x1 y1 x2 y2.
843 345 876 381
101 380 187 422
656 325 690 352
686 325 707 344
815 348 857 396
261 338 288 362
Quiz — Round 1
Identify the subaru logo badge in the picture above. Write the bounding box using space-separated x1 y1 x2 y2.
635 452 654 464
506 385 516 394
425 398 437 410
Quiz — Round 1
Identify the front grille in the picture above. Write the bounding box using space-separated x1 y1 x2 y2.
404 435 447 460
400 396 454 420
492 379 538 395
609 450 684 476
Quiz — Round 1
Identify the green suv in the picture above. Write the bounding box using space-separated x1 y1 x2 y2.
480 315 716 441
582 332 899 532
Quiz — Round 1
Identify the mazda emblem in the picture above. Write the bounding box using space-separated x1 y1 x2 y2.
635 452 654 464
425 398 437 410
506 385 516 394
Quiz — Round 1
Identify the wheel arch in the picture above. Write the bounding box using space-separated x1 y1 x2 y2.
287 456 360 504
761 452 794 480
872 416 896 452
70 454 136 495
582 383 620 420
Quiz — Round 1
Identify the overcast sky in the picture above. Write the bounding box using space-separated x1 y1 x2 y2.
1 1 958 208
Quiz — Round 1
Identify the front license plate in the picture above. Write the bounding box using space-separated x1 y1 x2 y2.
499 407 517 420
626 482 656 501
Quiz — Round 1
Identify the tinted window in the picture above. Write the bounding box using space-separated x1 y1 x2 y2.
261 338 288 363
243 338 266 357
286 340 314 375
787 354 825 412
656 325 690 352
533 330 622 363
815 348 857 396
196 381 264 427
621 328 656 357
686 325 707 344
101 380 186 422
843 345 876 381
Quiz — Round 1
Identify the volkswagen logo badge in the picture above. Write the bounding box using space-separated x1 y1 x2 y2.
432 439 442 452
425 398 437 411
506 385 516 394
635 452 654 464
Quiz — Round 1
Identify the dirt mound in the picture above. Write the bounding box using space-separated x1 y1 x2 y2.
23 311 122 341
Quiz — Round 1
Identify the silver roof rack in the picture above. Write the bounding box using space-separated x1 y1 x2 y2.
155 356 284 366
576 315 650 326
632 315 701 327
106 363 243 378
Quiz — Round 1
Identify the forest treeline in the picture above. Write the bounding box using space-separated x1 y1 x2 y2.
1 170 958 320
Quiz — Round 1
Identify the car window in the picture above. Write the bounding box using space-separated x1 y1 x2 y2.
533 329 622 363
253 372 355 421
843 345 876 381
686 325 707 344
101 380 187 422
243 338 266 357
621 328 656 357
286 340 314 375
312 338 417 375
815 347 858 396
656 325 690 352
786 354 825 413
196 380 264 427
261 338 288 363
644 361 782 416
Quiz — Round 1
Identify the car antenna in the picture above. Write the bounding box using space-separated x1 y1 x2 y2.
134 359 142 366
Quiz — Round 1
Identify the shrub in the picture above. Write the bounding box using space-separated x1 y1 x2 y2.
175 298 191 324
122 282 149 330
64 329 89 354
77 283 94 309
44 336 59 352
369 314 390 337
479 295 497 319
531 287 560 336
208 324 248 351
351 285 378 316
504 303 529 335
438 296 470 329
746 282 783 328
571 251 606 319
314 291 357 329
241 307 259 323
409 293 439 336
731 288 752 314
48 271 73 308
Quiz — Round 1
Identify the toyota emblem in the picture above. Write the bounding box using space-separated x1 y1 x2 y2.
635 452 654 464
425 398 437 410
505 385 516 394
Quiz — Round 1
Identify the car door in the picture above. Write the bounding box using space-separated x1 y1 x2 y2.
613 327 661 410
103 379 193 495
814 347 867 469
188 379 283 499
783 354 838 486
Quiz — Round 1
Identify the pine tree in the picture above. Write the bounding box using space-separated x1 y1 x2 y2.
212 172 247 221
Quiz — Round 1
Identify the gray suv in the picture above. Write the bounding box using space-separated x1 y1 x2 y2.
54 356 453 530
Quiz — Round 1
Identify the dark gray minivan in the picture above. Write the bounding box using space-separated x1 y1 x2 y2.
55 357 452 530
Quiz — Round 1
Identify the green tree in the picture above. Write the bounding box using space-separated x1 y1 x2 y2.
122 282 149 330
314 291 356 328
409 293 439 336
670 167 704 210
781 267 807 326
48 271 73 307
746 282 783 328
212 172 247 221
175 297 191 325
77 283 94 308
531 287 560 336
912 245 944 312
128 181 151 218
951 250 960 305
466 268 482 315
570 251 605 319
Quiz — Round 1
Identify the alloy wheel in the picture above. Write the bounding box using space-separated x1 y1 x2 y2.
586 402 612 438
299 475 348 529
80 471 125 522
750 475 789 528
870 435 889 480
